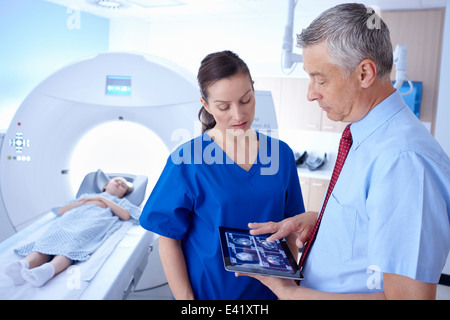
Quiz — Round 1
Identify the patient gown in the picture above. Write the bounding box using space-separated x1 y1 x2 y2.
14 193 141 262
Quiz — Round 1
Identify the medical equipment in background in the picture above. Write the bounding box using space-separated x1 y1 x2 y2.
0 52 199 237
0 52 200 295
0 52 202 296
282 0 303 74
0 51 279 296
295 151 327 171
393 44 414 95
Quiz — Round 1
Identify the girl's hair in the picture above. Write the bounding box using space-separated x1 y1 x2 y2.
197 50 254 133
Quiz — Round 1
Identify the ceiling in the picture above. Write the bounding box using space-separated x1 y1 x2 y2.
45 0 447 24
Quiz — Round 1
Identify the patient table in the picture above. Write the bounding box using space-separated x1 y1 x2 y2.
0 51 277 299
0 170 155 300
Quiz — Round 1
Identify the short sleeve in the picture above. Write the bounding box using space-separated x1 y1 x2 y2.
139 157 194 240
367 151 450 283
116 197 141 221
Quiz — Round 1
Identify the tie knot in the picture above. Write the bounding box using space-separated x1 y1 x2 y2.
342 124 352 141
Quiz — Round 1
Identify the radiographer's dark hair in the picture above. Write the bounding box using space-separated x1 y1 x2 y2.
197 50 254 133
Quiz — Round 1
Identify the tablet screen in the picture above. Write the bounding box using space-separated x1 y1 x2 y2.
219 227 302 280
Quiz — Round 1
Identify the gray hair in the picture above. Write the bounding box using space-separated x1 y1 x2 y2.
297 3 393 80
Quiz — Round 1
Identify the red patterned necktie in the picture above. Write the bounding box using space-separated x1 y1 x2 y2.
298 124 353 273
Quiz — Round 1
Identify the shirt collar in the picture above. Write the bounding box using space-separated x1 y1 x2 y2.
350 90 406 150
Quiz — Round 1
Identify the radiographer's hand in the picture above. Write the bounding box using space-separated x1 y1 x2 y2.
248 211 318 248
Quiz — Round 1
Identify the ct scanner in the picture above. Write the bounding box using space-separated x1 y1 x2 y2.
0 52 278 299
0 52 200 235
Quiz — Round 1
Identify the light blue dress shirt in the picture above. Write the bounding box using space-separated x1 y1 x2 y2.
301 90 450 293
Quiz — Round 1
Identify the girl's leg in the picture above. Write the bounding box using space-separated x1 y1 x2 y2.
24 252 50 268
21 255 70 287
4 252 49 285
49 255 71 275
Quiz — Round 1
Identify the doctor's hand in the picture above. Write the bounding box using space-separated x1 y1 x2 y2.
235 272 298 300
248 211 318 249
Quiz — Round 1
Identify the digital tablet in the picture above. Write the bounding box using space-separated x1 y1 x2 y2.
219 226 303 280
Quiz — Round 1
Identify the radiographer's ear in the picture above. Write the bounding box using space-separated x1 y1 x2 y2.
358 59 377 88
200 97 212 114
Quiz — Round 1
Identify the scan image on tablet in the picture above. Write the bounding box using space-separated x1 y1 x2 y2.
219 227 302 280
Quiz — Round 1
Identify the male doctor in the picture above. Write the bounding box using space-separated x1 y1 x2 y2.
244 3 450 299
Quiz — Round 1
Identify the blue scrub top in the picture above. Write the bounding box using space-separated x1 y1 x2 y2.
140 132 305 300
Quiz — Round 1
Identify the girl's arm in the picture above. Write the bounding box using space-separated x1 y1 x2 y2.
159 236 194 300
90 196 131 220
60 196 132 220
57 198 89 215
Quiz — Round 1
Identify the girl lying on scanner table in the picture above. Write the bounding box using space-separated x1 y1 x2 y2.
4 177 140 287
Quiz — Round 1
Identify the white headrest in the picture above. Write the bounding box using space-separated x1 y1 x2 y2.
76 169 148 206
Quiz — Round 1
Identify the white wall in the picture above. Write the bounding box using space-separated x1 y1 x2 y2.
109 18 151 53
434 0 450 157
108 14 309 78
108 4 449 155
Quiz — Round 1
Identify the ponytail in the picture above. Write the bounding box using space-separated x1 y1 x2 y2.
198 106 216 133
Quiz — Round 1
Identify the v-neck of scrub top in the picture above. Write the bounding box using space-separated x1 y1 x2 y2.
204 131 261 179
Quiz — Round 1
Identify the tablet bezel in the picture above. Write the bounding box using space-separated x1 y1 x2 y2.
219 226 303 280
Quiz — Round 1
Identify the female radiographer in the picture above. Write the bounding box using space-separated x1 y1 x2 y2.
139 51 305 300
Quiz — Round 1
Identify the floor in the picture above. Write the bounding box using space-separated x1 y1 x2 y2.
127 283 174 300
127 283 450 300
437 284 450 300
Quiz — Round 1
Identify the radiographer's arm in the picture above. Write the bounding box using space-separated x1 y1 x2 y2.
139 157 197 298
159 236 194 300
